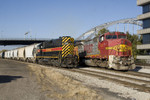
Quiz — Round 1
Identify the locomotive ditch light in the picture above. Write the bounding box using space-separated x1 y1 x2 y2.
128 58 131 60
119 61 123 64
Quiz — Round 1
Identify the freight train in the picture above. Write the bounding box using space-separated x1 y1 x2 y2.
75 32 135 70
0 36 78 68
0 32 135 70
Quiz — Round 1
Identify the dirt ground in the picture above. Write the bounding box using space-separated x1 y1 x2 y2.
0 59 50 100
28 64 102 100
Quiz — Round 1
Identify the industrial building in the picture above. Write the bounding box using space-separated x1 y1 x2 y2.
137 0 150 63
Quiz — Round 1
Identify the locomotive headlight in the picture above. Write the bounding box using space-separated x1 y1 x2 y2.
119 61 123 64
128 58 131 60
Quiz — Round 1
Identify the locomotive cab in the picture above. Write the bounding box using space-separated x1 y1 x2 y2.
98 32 132 57
98 32 135 70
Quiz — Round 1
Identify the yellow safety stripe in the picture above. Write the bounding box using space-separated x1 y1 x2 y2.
62 37 74 58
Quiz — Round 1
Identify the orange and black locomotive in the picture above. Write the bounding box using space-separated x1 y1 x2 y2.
36 36 78 67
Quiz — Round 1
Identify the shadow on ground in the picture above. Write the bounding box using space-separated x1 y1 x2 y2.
0 75 23 84
130 66 142 72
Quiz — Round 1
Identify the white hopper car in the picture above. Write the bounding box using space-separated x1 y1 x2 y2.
5 51 10 59
18 47 25 61
1 43 39 62
13 49 18 60
24 43 39 62
10 50 14 59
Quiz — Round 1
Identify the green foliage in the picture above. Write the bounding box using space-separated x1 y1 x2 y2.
0 50 7 53
126 32 142 59
95 28 109 37
98 28 109 36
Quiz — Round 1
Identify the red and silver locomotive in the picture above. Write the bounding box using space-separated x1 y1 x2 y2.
77 32 135 70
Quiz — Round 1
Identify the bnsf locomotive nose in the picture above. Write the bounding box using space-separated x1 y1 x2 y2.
121 39 128 45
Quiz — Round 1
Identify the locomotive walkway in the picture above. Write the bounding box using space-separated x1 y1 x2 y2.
0 59 49 100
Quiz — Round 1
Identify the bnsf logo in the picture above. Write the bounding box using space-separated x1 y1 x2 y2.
84 44 93 53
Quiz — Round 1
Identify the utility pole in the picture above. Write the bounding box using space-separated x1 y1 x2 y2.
24 31 29 40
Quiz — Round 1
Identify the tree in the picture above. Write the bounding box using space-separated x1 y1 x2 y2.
0 50 7 53
98 28 109 36
126 32 142 59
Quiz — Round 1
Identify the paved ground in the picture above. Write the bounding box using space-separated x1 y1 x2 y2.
0 59 49 100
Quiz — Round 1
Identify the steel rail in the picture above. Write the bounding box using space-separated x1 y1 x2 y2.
78 68 150 85
90 67 150 78
68 68 150 93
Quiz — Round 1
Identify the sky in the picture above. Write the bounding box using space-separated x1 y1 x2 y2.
0 0 141 50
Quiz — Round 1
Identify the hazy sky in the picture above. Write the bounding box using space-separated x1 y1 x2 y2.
0 0 141 50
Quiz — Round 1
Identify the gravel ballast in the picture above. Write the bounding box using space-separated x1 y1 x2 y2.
53 67 150 100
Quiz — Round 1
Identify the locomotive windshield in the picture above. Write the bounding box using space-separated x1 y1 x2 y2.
118 35 126 39
106 35 117 39
106 35 126 39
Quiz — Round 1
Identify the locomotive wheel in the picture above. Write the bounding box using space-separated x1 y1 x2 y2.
26 59 29 63
38 59 44 65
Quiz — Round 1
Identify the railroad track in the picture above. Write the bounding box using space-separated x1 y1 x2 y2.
65 68 150 93
89 67 150 78
127 71 150 78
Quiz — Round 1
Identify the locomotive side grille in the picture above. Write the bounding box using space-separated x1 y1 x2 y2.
62 37 74 58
